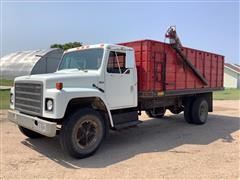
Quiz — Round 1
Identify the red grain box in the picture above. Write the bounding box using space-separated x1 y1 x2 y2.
119 39 224 95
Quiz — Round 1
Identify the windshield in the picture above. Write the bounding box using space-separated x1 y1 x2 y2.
58 48 104 70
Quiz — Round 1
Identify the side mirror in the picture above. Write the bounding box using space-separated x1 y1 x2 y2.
126 50 135 69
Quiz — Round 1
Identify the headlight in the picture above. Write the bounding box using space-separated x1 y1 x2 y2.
10 93 14 104
46 99 54 111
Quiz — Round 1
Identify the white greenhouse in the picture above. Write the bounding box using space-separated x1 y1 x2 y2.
0 48 64 80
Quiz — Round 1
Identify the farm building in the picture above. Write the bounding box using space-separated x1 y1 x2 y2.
224 63 240 89
0 48 64 80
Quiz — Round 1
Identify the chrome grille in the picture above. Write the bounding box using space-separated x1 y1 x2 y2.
15 82 43 116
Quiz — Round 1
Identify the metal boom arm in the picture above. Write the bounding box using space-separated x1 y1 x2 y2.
165 26 208 85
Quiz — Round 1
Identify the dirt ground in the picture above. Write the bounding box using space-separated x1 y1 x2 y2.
0 100 239 179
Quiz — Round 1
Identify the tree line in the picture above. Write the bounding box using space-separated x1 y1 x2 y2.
50 42 82 50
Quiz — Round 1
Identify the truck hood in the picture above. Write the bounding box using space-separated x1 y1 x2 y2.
15 70 100 89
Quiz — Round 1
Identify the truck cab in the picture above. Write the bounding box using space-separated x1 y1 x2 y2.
8 44 139 158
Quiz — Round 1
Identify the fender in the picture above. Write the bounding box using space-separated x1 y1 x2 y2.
44 87 114 127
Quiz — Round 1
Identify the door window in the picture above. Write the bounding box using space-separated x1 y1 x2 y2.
107 51 127 74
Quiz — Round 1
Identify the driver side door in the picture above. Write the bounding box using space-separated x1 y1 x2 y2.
105 50 136 109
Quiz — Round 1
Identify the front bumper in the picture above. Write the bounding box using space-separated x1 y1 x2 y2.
8 110 57 137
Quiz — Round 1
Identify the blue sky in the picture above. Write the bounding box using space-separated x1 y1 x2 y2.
1 1 239 63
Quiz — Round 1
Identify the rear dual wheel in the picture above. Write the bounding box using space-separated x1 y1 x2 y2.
184 97 208 125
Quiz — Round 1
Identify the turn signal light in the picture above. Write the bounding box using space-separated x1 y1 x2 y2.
56 82 63 90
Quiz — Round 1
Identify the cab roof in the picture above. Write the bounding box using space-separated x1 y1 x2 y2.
64 44 134 54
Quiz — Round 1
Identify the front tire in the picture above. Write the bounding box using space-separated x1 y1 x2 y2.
60 108 105 158
18 126 44 138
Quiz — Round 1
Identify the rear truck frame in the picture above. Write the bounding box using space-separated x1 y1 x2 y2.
8 27 224 158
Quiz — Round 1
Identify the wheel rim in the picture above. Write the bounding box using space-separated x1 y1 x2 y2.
199 103 208 122
75 119 98 149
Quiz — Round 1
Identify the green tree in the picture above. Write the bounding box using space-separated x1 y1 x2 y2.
50 42 82 50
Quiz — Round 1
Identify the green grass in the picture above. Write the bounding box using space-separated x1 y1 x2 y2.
0 79 14 86
213 88 240 100
0 90 10 109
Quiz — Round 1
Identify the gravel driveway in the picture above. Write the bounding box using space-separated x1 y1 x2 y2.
0 100 239 179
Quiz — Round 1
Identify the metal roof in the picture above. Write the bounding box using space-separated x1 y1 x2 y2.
225 63 240 75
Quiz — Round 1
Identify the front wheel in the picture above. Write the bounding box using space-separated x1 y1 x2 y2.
60 108 105 158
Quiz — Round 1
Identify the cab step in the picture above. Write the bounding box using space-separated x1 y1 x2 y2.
114 120 142 130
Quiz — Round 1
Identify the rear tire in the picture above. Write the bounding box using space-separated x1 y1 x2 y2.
18 126 44 138
145 108 166 118
191 97 208 124
184 99 194 124
60 108 105 158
